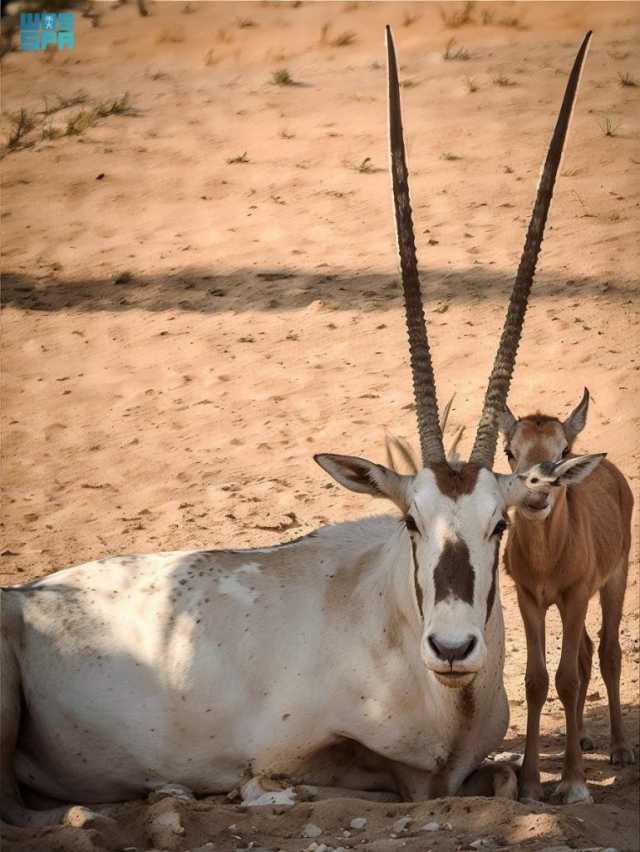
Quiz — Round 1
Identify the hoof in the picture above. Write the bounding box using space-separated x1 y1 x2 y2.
610 744 637 766
580 735 594 751
241 776 297 807
493 765 518 800
551 780 592 805
519 781 544 803
63 806 116 830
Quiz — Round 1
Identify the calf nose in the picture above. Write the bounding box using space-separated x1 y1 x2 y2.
428 634 477 663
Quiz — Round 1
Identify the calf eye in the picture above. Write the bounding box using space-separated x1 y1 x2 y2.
405 515 418 533
561 446 570 458
505 448 515 461
492 519 507 538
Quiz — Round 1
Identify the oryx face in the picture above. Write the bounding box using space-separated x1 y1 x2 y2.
314 455 531 688
409 465 507 686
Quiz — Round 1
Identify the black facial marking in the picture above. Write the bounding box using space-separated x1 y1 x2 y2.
410 536 423 617
485 545 498 624
434 540 474 606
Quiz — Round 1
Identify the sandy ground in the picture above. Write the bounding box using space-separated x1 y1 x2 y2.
1 1 639 850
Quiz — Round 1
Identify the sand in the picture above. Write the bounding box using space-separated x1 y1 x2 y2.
1 2 639 850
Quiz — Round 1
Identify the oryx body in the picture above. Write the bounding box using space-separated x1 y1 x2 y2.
1 28 595 825
2 498 509 811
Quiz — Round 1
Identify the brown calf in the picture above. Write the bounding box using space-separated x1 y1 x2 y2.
499 389 635 804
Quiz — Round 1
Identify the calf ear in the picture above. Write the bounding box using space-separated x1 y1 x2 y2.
498 404 517 437
314 453 411 513
552 452 605 485
564 387 590 441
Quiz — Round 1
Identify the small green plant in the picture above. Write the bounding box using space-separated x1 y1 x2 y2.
599 116 621 137
271 68 296 86
441 151 462 161
6 109 35 149
618 72 638 87
443 37 470 61
226 151 249 164
493 74 516 87
440 1 475 29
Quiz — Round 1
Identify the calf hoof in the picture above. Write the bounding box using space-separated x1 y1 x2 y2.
551 780 592 805
580 735 594 751
519 781 544 803
610 744 637 766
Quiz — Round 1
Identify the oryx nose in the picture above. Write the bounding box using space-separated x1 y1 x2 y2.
428 634 477 663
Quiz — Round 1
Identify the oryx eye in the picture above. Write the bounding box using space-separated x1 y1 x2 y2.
492 519 507 538
405 514 418 533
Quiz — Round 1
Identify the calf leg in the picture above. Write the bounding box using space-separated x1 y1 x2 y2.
459 763 518 800
577 628 594 751
517 587 548 802
599 565 636 766
553 590 591 804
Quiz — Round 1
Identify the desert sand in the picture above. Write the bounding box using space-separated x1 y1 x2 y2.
1 1 639 850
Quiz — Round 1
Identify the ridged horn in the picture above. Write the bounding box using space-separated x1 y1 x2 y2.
470 31 592 468
386 25 446 466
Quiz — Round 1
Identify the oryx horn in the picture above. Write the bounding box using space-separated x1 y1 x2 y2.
469 31 592 468
386 25 446 466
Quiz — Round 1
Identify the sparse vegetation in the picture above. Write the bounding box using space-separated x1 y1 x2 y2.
465 76 478 93
400 79 420 89
618 72 638 87
440 1 475 29
332 30 357 47
493 75 517 87
354 157 377 174
94 92 136 118
443 38 470 61
402 9 421 27
599 116 621 137
41 124 63 141
236 17 257 28
42 91 89 116
279 129 295 139
226 151 249 164
271 68 297 86
498 15 526 29
441 152 462 161
6 109 35 150
480 9 494 25
65 109 96 136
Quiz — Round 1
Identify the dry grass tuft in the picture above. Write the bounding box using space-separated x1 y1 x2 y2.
465 76 478 93
441 151 462 161
618 72 638 87
440 1 475 29
493 74 517 87
443 38 470 61
402 9 421 27
155 26 185 44
598 116 621 137
6 109 35 149
226 151 249 164
271 68 297 86
236 17 257 29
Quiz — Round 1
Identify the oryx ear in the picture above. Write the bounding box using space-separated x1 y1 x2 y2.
314 453 411 512
496 472 528 508
563 387 590 442
551 452 605 485
498 405 517 437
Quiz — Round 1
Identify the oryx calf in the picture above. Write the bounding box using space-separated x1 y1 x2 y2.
500 389 636 804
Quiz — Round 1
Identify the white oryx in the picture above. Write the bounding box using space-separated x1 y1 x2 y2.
1 29 597 826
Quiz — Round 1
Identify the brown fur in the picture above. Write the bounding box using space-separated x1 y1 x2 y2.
434 540 474 605
503 410 636 802
430 462 482 498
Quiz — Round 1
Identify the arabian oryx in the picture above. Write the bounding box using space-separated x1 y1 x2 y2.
1 29 597 827
499 390 635 804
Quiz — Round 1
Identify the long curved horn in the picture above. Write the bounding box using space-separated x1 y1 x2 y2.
386 25 446 466
469 31 592 468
